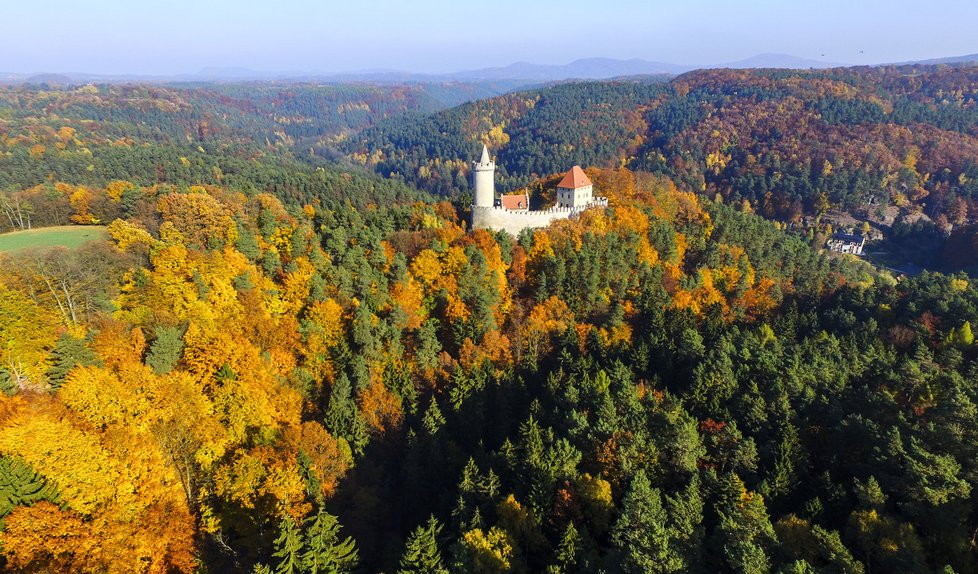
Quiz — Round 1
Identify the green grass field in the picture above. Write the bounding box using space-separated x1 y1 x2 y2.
0 226 109 254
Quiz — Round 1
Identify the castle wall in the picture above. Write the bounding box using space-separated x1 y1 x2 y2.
472 198 609 236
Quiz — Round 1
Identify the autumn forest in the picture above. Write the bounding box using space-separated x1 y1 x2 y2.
2 64 978 574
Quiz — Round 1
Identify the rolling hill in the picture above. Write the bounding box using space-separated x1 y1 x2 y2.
344 65 978 229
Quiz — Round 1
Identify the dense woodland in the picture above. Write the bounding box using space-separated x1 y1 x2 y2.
343 66 978 270
3 69 978 573
347 66 978 214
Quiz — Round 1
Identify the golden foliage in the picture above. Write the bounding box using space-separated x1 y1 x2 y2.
61 365 152 429
358 376 403 433
285 421 350 499
463 527 515 573
0 409 119 516
0 284 59 388
107 218 154 251
157 191 235 249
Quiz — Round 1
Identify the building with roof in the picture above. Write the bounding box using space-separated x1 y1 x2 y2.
470 144 607 236
826 232 866 255
557 166 594 208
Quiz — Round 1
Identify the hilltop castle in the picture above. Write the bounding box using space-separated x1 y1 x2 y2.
470 145 607 236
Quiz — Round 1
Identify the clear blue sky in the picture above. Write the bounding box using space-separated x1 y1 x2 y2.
3 0 977 74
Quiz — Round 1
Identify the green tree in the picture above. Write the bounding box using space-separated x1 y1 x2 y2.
324 374 368 455
547 522 581 574
610 470 680 573
46 333 99 389
0 455 60 519
273 516 304 574
302 507 359 574
714 474 778 574
145 325 184 374
665 475 704 572
398 515 448 574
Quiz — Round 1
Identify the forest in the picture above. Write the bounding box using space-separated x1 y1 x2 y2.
2 68 978 573
342 66 978 271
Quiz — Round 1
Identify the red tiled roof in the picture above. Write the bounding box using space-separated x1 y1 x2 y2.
501 193 528 210
557 165 592 189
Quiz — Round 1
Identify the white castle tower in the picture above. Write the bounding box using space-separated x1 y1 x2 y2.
472 144 495 208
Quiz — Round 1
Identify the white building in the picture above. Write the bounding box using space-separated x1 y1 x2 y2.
556 166 594 208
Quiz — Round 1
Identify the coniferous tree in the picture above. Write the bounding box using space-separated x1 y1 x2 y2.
666 474 705 572
714 474 778 574
546 522 581 574
0 455 60 518
398 515 448 574
273 516 304 574
610 470 679 574
302 508 359 574
46 333 99 389
145 325 184 374
324 374 369 454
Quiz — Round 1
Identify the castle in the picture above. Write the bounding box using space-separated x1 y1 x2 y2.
470 145 608 236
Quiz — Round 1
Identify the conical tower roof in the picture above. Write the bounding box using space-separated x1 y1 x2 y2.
480 144 490 164
557 165 592 189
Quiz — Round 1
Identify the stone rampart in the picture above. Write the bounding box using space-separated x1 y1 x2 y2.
472 198 608 236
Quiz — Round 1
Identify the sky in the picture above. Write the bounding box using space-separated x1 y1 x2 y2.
2 0 977 75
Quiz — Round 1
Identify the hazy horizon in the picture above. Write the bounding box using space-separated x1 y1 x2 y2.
3 0 977 76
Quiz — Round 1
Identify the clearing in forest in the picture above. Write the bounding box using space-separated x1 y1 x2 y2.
0 226 108 254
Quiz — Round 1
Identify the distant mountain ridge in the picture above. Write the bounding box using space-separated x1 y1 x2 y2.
896 53 978 65
4 52 978 86
445 57 687 80
718 53 844 69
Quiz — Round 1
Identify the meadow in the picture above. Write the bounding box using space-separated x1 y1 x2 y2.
0 226 107 254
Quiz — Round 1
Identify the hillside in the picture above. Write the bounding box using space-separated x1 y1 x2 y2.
0 80 512 191
0 82 438 232
343 80 669 195
3 74 978 573
346 65 978 220
4 162 978 572
341 65 978 270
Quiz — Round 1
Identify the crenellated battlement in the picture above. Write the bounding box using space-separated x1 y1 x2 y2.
473 197 608 216
472 197 608 236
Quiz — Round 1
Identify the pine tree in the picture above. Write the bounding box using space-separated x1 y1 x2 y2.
610 470 680 573
714 473 777 574
546 522 580 574
235 220 261 260
0 455 60 518
422 397 446 435
398 515 448 574
302 507 359 574
46 333 99 389
273 516 304 574
324 374 368 455
665 474 704 572
146 325 185 375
